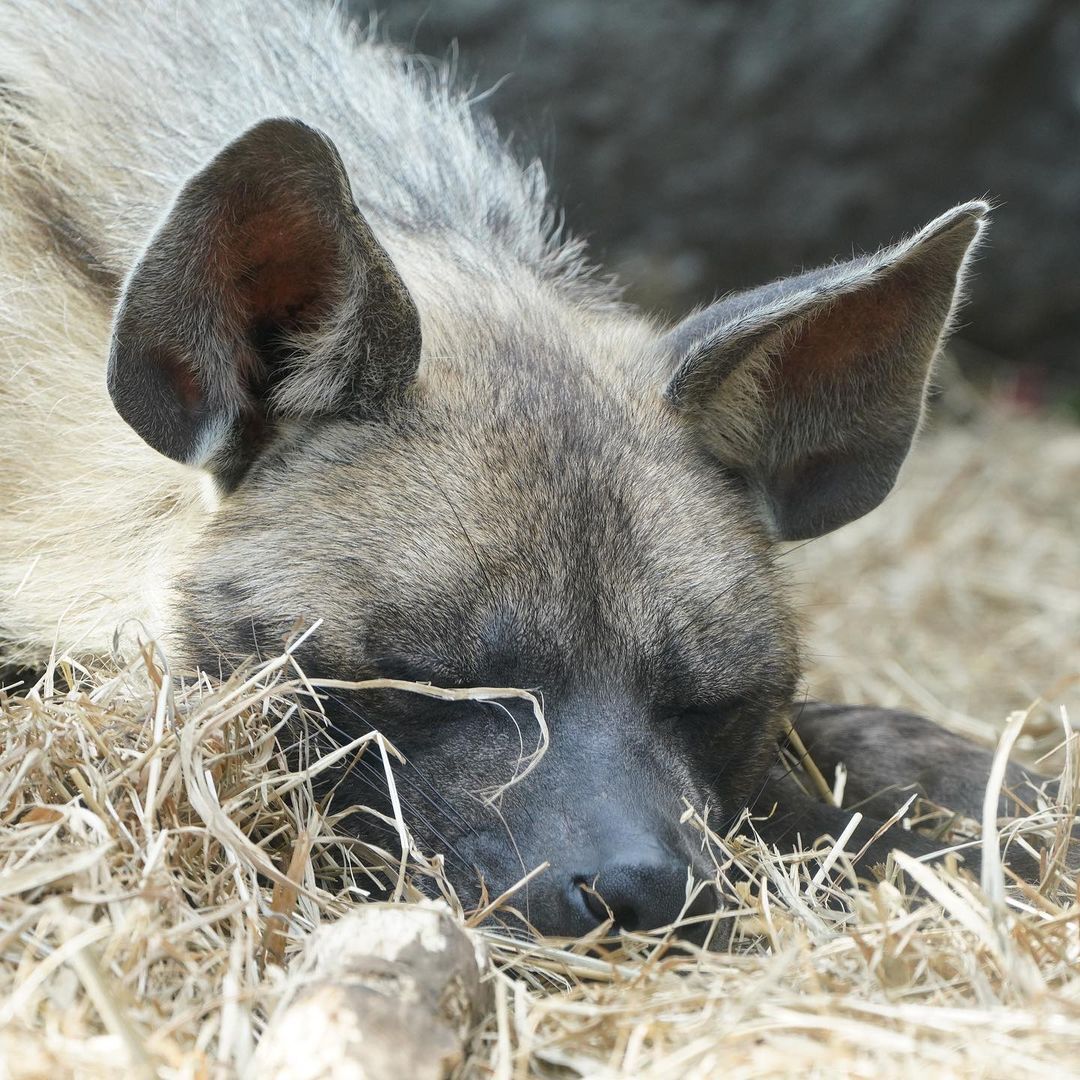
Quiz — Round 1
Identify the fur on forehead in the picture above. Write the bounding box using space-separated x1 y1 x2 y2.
182 295 797 694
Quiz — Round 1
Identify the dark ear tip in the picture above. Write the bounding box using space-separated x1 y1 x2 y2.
212 117 342 180
240 116 324 145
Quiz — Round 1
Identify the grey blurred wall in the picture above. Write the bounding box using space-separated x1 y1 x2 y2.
364 0 1080 381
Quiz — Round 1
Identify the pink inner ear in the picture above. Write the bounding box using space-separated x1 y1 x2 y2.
233 207 339 330
781 269 917 389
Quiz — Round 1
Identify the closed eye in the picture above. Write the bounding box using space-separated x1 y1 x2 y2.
667 695 751 728
368 654 470 688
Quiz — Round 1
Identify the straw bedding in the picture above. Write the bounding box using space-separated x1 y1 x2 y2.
1 405 1078 1079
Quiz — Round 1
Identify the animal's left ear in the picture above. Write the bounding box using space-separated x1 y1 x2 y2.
663 202 988 540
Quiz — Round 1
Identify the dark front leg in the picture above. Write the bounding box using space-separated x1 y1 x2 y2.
747 762 968 881
744 703 1059 884
790 702 1051 821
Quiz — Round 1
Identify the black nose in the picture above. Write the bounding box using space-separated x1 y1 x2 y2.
567 857 713 936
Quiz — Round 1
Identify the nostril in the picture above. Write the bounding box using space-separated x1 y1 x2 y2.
612 903 640 932
568 858 716 939
572 875 638 930
572 876 609 924
571 875 648 932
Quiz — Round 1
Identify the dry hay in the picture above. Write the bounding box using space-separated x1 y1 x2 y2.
1 405 1079 1079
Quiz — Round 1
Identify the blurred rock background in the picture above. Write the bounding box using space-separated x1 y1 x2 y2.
365 0 1080 407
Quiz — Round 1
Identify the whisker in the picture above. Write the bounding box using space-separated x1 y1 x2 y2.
285 703 477 876
326 693 482 838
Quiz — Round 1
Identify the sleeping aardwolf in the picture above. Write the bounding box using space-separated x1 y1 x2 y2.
0 0 1053 937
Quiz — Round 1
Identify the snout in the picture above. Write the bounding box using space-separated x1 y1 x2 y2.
335 694 725 944
466 814 719 943
560 849 718 941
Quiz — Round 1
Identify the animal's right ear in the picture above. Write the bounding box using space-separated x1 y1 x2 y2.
108 117 421 488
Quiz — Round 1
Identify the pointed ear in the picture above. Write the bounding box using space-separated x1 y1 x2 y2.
108 117 421 488
663 202 988 540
